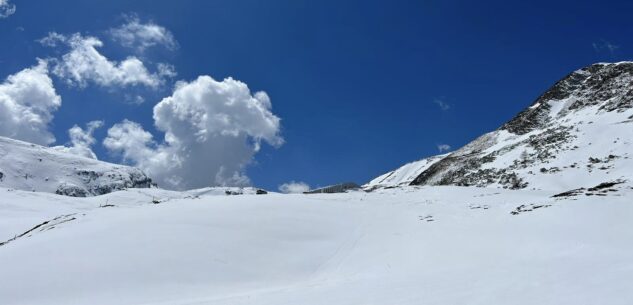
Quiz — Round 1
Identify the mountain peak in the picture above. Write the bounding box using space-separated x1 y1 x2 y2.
501 61 633 135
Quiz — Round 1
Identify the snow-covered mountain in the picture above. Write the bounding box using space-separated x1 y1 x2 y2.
0 136 153 196
366 62 633 191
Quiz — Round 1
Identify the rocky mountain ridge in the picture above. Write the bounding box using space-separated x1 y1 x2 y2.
366 62 633 192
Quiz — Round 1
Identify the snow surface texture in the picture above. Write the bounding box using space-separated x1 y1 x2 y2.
0 136 153 196
367 62 633 191
1 184 632 305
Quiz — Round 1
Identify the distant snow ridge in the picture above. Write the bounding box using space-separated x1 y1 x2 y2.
367 62 633 191
0 136 153 196
364 154 447 190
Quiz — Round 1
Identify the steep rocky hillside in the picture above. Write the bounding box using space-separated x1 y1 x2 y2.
367 62 633 191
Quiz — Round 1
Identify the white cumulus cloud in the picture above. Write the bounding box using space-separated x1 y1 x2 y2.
41 32 164 88
279 181 310 194
109 15 178 52
52 120 104 159
0 60 61 145
0 0 16 18
104 75 283 190
103 119 158 166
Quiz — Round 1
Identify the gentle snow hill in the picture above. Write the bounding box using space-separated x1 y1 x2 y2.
0 136 153 196
0 185 632 305
367 62 633 191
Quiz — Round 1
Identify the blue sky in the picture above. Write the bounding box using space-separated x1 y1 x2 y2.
0 0 631 191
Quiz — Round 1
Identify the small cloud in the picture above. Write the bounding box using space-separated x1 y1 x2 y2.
157 63 177 78
52 120 104 159
279 181 310 194
124 94 145 105
437 144 451 153
38 32 68 47
109 14 178 53
592 40 619 55
433 98 451 111
0 0 16 19
40 32 166 89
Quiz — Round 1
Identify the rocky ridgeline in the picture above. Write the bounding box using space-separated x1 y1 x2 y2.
368 62 633 192
55 168 154 197
501 62 633 135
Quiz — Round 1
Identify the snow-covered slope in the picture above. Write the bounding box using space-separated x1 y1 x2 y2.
369 62 633 191
364 154 447 190
1 185 632 305
0 136 153 196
